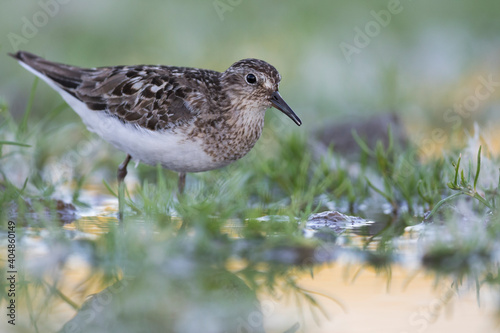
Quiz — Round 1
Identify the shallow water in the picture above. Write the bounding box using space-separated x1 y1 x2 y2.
1 187 498 333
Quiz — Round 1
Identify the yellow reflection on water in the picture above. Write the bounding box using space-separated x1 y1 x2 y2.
264 263 498 333
64 216 119 234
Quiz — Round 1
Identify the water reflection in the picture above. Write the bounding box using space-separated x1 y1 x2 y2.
2 187 499 333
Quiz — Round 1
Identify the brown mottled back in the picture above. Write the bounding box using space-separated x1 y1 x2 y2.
10 51 227 131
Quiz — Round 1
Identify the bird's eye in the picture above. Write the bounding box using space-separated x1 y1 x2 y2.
245 73 257 84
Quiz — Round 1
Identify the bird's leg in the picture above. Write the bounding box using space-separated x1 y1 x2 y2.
177 172 188 230
178 172 186 195
118 154 132 183
117 154 132 220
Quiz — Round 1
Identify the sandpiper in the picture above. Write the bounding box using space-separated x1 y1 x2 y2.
10 51 302 192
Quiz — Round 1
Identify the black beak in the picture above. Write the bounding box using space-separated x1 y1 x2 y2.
271 91 302 126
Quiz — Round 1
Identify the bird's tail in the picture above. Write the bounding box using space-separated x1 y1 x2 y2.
9 51 85 96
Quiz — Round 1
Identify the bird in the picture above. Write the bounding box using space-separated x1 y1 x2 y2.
10 51 302 193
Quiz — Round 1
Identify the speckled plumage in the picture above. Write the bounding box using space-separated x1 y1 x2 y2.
10 51 301 189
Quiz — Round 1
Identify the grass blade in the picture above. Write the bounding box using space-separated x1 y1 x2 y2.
366 177 393 203
473 146 481 192
453 154 461 187
425 192 463 220
352 129 374 157
103 179 117 197
0 141 31 147
18 77 39 138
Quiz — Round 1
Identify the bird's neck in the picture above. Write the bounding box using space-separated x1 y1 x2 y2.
228 100 267 137
197 104 266 164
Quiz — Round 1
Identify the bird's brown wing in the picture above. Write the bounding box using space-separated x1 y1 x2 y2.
10 51 221 131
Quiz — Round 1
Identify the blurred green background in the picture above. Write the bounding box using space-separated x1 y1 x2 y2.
1 0 500 190
2 0 500 133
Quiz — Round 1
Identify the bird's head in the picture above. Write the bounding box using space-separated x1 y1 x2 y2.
221 59 302 126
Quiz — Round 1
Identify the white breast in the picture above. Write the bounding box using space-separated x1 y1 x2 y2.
67 98 225 172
